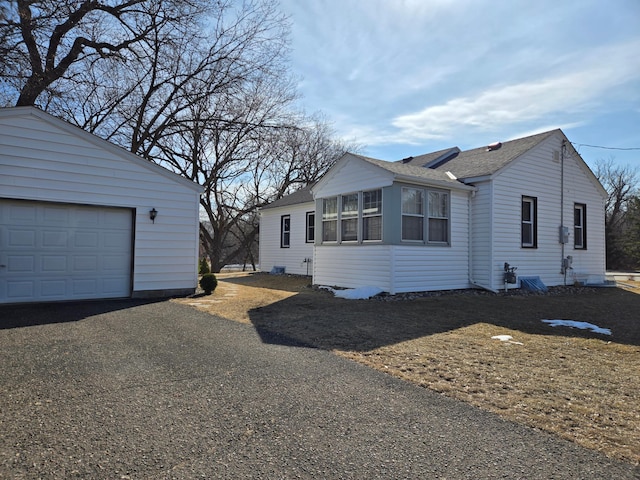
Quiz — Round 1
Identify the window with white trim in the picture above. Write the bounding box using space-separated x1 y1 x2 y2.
428 191 449 243
521 196 537 248
574 203 587 249
322 197 337 242
402 187 424 241
341 193 359 242
280 215 290 248
362 189 382 241
306 212 315 243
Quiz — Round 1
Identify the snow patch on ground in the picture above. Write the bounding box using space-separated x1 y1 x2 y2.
542 319 612 335
491 335 524 345
320 286 384 300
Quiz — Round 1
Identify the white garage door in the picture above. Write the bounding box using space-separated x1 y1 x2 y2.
0 199 132 304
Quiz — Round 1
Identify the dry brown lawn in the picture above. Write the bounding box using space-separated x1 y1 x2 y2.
174 273 640 465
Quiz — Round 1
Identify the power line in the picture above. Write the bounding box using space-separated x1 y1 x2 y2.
571 142 640 151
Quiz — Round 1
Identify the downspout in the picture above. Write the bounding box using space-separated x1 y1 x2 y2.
468 188 498 293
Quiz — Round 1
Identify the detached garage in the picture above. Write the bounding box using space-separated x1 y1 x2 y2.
0 106 203 304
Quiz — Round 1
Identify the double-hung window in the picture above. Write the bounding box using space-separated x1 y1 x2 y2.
402 187 424 241
521 196 537 248
362 189 382 241
574 203 587 249
428 191 449 243
306 212 315 243
322 197 338 242
280 215 290 248
341 193 359 242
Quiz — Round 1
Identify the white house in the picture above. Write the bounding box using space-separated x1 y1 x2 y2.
259 129 607 293
259 185 315 276
0 106 203 304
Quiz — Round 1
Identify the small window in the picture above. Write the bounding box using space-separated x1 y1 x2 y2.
427 191 449 243
362 189 382 241
402 187 424 241
341 193 359 242
521 196 537 248
574 203 587 249
306 212 315 243
280 215 290 248
322 197 337 242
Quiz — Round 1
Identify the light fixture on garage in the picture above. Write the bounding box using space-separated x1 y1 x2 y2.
149 208 158 223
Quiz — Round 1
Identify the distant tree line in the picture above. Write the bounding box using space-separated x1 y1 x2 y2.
595 159 640 271
1 0 354 272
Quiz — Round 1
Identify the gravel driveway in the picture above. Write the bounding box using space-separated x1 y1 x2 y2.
0 299 637 479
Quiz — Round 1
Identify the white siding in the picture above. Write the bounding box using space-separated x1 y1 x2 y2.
313 244 393 292
469 182 493 288
313 155 393 198
391 189 470 293
489 133 606 290
0 109 201 297
259 203 314 276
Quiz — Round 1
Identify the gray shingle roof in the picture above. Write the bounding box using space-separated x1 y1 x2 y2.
261 129 562 209
260 184 314 209
433 129 559 179
353 154 463 185
397 147 460 168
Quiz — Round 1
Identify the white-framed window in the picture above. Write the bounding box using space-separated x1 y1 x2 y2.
322 197 338 242
402 187 424 241
280 215 290 248
427 191 449 243
521 196 537 248
341 193 359 242
362 189 382 241
306 212 315 243
402 187 450 244
574 203 586 249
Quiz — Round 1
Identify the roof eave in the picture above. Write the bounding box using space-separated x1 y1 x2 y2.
394 174 476 191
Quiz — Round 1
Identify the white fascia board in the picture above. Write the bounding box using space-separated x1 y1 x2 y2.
394 174 476 192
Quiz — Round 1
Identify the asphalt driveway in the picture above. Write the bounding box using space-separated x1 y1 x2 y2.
0 299 637 479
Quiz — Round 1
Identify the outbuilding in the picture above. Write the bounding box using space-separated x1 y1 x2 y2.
0 107 203 304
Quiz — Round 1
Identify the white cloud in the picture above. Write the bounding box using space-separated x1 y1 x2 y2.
369 39 640 144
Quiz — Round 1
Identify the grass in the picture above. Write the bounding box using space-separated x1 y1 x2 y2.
174 274 640 465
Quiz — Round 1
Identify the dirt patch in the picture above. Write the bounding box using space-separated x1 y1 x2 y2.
174 273 640 465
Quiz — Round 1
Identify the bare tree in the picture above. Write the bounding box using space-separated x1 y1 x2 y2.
1 0 351 272
594 158 639 269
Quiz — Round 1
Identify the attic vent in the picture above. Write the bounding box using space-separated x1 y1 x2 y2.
487 142 502 151
401 156 414 164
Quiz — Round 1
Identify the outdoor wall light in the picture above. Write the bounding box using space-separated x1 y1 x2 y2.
149 208 158 223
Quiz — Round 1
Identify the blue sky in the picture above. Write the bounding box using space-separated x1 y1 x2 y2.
279 0 640 170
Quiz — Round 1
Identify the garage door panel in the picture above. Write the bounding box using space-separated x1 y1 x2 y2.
9 229 36 247
43 206 69 223
0 199 132 304
8 204 36 223
41 255 67 272
74 231 99 248
42 230 68 248
8 256 34 272
41 279 67 297
7 281 34 299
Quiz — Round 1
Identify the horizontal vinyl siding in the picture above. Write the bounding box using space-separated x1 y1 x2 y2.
393 190 470 293
313 157 392 198
490 134 605 289
0 112 200 294
313 245 393 292
469 182 492 287
259 203 314 276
